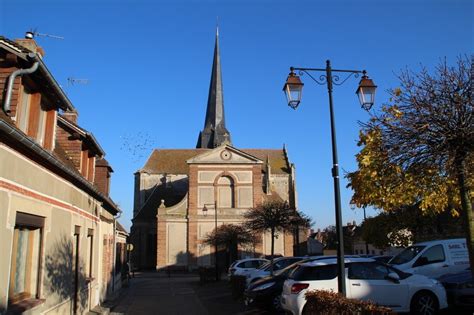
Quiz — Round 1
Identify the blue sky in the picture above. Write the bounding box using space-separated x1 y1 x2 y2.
1 0 472 231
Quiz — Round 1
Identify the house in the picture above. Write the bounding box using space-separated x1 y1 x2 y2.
130 30 301 271
0 34 125 314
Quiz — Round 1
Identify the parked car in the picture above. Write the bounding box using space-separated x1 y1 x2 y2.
438 269 474 310
372 255 393 264
246 257 305 286
281 257 448 315
388 238 468 278
244 255 361 311
228 258 269 278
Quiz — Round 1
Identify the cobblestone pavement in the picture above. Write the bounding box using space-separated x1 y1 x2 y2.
108 272 275 315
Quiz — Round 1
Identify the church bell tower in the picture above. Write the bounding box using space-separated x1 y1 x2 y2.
196 27 232 148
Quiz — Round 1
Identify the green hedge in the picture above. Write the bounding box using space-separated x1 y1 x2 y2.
304 290 393 315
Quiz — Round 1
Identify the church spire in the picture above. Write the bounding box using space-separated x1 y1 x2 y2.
196 27 232 148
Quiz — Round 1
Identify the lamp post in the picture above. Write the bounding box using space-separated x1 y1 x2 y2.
350 203 370 255
283 60 376 296
202 202 219 281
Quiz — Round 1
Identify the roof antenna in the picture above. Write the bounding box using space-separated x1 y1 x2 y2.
26 28 64 40
67 77 89 86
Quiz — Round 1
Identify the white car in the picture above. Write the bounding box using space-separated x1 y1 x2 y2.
227 258 268 278
246 257 305 286
281 257 448 315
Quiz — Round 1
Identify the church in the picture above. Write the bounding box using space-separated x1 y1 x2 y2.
130 30 299 270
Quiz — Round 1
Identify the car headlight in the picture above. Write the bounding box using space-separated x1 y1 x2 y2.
252 282 276 291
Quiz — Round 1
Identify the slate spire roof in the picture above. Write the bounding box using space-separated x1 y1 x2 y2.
196 27 232 148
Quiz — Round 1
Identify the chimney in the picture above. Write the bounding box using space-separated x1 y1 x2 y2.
15 32 45 58
94 158 113 195
62 110 79 124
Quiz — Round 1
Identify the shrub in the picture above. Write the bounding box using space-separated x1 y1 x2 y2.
304 290 392 315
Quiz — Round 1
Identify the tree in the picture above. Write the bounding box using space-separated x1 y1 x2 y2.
347 57 473 272
202 224 256 266
361 206 464 249
244 201 311 274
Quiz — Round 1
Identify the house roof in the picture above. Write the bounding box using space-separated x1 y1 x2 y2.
140 148 290 175
57 115 105 157
0 36 75 112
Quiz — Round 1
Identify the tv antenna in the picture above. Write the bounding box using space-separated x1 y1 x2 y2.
25 29 64 40
67 78 89 86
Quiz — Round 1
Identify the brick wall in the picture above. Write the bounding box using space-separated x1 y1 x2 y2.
56 125 82 170
95 164 109 195
252 165 263 207
0 66 21 118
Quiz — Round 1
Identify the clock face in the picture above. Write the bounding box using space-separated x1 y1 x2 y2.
220 150 232 160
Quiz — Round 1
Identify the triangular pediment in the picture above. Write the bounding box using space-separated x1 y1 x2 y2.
187 145 263 164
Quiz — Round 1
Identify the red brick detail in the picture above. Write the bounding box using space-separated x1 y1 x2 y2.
56 125 82 170
0 179 99 222
188 165 198 216
0 68 21 118
156 219 167 268
94 164 110 195
252 165 263 207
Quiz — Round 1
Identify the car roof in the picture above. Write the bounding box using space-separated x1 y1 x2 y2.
236 258 268 263
414 238 466 246
300 257 375 267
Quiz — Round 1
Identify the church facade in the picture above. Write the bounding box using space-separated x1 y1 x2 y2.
130 31 298 270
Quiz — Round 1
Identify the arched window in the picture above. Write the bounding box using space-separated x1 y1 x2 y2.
216 176 234 208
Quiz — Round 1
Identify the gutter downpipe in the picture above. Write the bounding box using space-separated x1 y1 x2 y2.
3 53 39 115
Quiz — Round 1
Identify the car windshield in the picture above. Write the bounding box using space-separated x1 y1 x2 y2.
258 262 271 270
390 245 426 265
273 259 311 277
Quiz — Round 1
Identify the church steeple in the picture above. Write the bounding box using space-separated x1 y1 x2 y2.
196 27 232 148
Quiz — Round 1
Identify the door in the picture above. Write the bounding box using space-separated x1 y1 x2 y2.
348 262 408 310
411 244 448 278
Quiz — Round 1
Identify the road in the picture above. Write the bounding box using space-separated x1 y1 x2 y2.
108 272 272 315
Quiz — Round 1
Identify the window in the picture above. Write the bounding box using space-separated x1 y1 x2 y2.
414 245 445 267
390 245 426 265
17 87 32 133
217 176 234 208
9 212 44 304
349 262 389 280
289 265 337 281
87 229 94 278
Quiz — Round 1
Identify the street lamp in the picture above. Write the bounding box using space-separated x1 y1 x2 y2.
283 60 376 296
202 202 219 281
350 204 370 255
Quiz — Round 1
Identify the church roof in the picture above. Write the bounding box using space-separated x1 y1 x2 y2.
196 27 232 148
140 148 290 174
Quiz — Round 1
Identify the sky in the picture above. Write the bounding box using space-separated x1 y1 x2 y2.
1 0 472 231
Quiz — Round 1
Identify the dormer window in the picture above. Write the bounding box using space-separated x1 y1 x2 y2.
16 85 56 150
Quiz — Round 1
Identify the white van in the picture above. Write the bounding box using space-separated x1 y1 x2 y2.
388 238 468 278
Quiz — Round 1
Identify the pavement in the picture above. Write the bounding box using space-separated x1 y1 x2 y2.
106 272 270 315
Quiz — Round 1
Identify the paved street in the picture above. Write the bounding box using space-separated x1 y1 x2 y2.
109 272 271 315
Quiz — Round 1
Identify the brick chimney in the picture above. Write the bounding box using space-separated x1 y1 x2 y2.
15 36 45 58
95 158 113 195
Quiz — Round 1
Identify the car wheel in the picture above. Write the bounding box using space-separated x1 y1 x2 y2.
410 291 439 315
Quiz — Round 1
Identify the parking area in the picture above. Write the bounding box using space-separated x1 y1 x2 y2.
108 272 272 315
